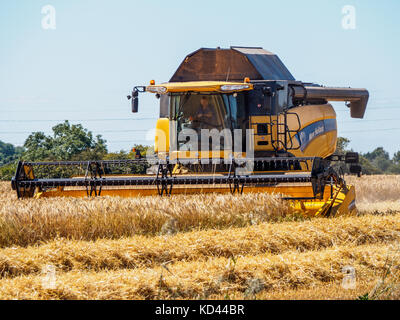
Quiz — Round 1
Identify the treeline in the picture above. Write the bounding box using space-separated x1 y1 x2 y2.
0 121 151 180
336 137 400 175
0 121 399 180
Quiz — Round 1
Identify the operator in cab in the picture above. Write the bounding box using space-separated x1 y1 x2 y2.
193 96 214 129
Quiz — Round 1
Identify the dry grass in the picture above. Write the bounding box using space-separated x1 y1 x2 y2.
230 282 375 300
346 175 400 202
0 188 295 248
347 175 400 215
0 175 399 300
0 214 399 279
1 176 399 248
0 242 396 300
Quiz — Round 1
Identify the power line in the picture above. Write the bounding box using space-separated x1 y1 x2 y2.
335 106 399 111
1 115 400 123
3 140 152 146
341 128 400 133
0 105 398 122
0 129 150 134
0 118 157 122
340 118 400 123
1 125 400 135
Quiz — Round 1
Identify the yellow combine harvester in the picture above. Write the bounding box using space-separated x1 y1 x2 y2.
12 47 369 217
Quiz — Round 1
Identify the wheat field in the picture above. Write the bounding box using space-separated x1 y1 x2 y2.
0 175 400 300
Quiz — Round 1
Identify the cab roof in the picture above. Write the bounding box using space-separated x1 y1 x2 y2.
170 47 295 82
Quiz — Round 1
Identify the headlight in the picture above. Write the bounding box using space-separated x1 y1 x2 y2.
220 84 250 91
147 86 167 94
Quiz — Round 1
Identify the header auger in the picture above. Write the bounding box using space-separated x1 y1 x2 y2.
12 47 369 217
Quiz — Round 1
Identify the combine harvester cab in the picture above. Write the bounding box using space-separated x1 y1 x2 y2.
12 47 368 217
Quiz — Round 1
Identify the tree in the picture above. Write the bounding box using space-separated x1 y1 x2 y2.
389 150 400 173
333 138 392 175
364 147 390 162
335 137 350 155
363 147 392 172
0 140 24 180
102 144 153 174
393 151 400 165
359 155 382 175
333 137 351 174
0 140 24 165
101 144 152 160
23 121 107 161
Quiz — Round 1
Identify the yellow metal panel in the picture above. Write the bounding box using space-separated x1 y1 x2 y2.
147 81 253 93
248 104 337 157
288 104 336 128
250 115 274 151
155 118 169 153
168 150 247 161
39 185 321 199
282 104 337 158
296 130 337 158
36 183 356 216
331 184 356 216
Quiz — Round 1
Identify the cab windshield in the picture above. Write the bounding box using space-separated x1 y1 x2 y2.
168 92 246 151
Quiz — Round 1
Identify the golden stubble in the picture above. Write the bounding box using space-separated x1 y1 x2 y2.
0 175 399 300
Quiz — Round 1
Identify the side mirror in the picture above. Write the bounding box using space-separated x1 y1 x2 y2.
127 90 139 113
131 90 139 113
132 96 139 113
127 86 145 113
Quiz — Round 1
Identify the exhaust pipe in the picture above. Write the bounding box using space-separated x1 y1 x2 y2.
292 85 369 119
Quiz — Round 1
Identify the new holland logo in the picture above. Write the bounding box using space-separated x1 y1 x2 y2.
295 119 337 151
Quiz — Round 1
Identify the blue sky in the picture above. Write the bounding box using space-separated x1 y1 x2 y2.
1 0 399 155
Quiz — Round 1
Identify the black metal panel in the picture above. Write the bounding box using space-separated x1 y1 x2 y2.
292 85 369 119
231 47 295 81
247 87 272 115
16 173 313 189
